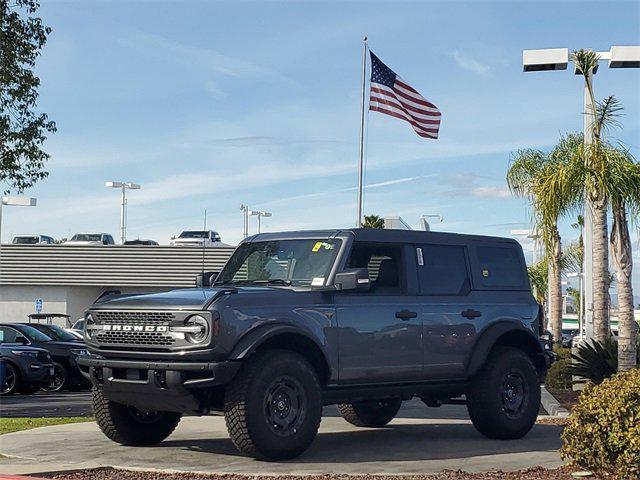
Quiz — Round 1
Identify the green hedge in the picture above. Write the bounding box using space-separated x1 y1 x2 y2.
561 368 640 479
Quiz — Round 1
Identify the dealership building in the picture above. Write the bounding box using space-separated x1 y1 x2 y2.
0 245 235 324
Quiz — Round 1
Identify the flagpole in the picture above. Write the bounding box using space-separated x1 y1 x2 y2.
356 36 368 227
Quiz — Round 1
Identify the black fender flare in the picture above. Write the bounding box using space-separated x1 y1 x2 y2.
229 323 327 361
465 320 544 377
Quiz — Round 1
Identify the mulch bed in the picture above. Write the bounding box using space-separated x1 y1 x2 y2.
45 466 594 480
547 388 581 412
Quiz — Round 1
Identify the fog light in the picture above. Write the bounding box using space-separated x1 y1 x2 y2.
184 315 208 344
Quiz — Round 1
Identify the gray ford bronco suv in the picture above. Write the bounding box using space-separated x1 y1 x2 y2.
79 228 551 460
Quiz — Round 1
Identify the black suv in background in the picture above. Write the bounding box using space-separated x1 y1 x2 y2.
0 324 89 392
0 344 53 395
80 228 550 460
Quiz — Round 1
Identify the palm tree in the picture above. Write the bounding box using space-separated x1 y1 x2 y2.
363 214 385 229
573 49 612 342
606 148 640 370
507 144 577 345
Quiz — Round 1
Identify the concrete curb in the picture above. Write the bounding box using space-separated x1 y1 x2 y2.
541 385 570 417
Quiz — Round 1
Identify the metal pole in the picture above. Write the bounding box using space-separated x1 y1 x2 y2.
356 36 368 227
257 214 261 234
120 185 126 244
583 69 595 342
0 200 3 283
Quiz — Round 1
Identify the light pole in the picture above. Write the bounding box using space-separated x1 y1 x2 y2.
420 214 443 231
510 229 542 264
249 210 272 234
568 272 585 337
522 45 640 342
105 181 141 244
0 196 37 282
240 204 250 239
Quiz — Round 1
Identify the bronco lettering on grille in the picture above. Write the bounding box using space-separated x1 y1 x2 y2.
102 325 168 332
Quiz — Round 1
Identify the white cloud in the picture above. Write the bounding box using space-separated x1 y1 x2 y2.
471 186 511 199
452 50 490 76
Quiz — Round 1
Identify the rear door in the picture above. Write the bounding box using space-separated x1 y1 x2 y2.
335 243 423 383
417 243 476 379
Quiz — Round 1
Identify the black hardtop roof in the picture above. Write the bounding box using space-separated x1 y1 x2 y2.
248 228 519 246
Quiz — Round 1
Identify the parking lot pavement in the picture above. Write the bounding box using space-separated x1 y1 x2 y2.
0 401 563 476
0 391 92 418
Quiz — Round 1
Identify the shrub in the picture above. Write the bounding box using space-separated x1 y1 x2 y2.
545 357 572 389
568 336 618 384
561 368 640 479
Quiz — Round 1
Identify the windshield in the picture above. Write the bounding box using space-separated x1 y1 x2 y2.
32 324 77 342
71 234 101 242
19 325 54 342
13 236 39 244
179 231 208 239
216 239 341 287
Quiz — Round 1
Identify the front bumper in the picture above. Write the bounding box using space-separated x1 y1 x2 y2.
78 355 241 413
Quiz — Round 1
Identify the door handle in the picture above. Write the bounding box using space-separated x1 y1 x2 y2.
461 309 482 319
395 310 418 321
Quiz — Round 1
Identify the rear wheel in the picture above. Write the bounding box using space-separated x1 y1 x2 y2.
338 399 402 427
224 350 322 460
1 363 19 395
466 347 540 440
92 387 182 446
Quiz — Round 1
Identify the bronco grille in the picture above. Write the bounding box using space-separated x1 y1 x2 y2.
94 311 175 324
95 330 174 346
92 310 176 346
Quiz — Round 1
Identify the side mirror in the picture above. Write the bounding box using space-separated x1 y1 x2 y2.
334 268 370 292
196 271 219 287
16 336 29 345
171 235 176 240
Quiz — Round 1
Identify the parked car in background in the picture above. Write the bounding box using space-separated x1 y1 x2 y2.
12 234 56 245
0 323 89 392
64 233 115 246
170 230 223 247
26 323 84 344
68 318 85 338
561 329 578 348
124 239 159 246
0 343 53 395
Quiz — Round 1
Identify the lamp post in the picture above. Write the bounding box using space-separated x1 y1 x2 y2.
240 204 250 239
510 229 542 264
249 210 272 234
522 45 640 342
105 181 141 245
420 214 443 231
0 196 37 282
567 272 585 337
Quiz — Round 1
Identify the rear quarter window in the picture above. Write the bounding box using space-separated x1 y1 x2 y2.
472 243 529 290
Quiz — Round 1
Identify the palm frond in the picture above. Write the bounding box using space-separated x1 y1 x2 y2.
596 95 623 134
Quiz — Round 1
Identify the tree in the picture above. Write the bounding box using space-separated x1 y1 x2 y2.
363 214 384 229
507 136 581 345
1 0 55 193
572 49 611 343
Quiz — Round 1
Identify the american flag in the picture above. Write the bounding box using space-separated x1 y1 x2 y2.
369 52 441 139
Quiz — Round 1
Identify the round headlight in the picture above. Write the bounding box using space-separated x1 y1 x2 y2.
84 314 94 340
185 315 209 344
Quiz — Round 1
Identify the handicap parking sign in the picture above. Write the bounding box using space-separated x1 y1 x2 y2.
35 298 43 313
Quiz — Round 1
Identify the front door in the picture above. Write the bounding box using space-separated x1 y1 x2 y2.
335 243 423 383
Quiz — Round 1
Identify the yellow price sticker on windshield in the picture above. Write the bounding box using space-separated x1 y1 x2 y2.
312 242 323 252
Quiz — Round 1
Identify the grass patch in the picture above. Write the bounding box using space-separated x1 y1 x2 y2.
0 417 94 435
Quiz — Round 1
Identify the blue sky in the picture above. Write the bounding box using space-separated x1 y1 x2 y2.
3 0 640 290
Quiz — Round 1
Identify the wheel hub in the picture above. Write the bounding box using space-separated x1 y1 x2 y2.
264 376 306 435
501 372 526 415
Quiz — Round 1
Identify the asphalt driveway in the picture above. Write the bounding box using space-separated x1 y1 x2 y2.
0 400 563 476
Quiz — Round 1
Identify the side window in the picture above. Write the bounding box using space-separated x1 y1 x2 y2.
417 244 470 295
0 327 27 344
347 243 404 294
475 245 527 289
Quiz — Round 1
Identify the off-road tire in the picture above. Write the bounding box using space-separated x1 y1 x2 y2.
1 363 19 395
92 387 182 446
467 347 540 440
224 350 322 460
337 399 402 427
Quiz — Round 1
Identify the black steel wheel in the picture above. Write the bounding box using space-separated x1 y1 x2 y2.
1 363 19 395
467 347 540 440
264 375 307 436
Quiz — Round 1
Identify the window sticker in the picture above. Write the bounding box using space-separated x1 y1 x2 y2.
312 242 335 252
311 277 325 286
482 268 490 277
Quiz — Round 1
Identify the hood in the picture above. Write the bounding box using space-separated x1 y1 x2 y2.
92 288 228 310
63 241 102 245
172 238 205 244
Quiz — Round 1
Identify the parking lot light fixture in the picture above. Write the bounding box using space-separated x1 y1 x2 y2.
249 210 272 234
420 214 443 231
105 181 141 244
0 196 37 244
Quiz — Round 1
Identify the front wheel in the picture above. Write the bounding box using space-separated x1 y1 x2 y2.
224 350 322 460
1 363 19 395
338 399 402 427
42 362 68 392
92 387 182 446
466 347 541 440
